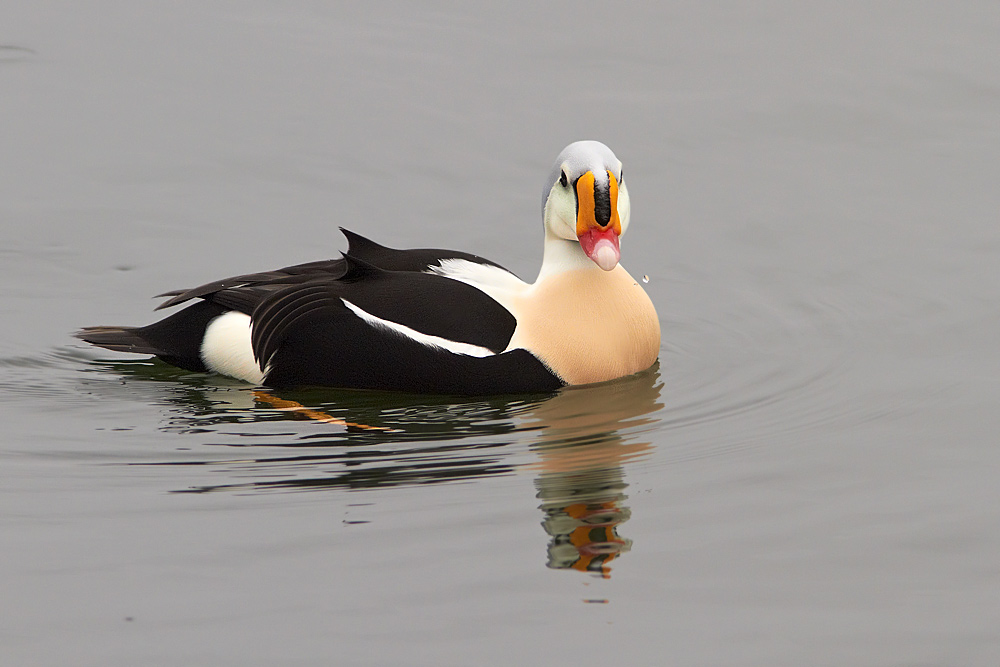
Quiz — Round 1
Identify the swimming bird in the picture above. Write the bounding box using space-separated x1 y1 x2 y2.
76 141 660 395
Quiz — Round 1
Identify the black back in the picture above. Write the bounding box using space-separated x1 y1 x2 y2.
155 229 510 312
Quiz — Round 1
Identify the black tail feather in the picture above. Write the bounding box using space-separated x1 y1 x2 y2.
75 326 163 355
75 301 229 373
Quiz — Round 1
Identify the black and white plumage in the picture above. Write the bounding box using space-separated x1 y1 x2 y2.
77 141 661 395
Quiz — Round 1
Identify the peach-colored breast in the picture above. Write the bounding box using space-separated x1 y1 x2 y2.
507 266 661 385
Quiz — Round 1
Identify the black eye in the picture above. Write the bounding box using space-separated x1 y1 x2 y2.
619 170 624 184
559 170 568 188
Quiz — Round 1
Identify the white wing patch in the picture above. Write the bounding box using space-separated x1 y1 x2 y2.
341 299 495 358
426 259 528 311
200 311 265 384
427 259 526 291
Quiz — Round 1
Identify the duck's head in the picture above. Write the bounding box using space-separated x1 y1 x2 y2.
542 140 630 271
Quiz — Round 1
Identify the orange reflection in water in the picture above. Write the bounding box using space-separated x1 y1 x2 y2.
526 368 661 578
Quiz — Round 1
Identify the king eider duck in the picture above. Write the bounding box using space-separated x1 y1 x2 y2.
76 141 660 395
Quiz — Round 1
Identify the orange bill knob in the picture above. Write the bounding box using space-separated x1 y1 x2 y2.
575 170 622 271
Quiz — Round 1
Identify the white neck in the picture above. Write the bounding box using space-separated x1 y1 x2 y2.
535 233 605 283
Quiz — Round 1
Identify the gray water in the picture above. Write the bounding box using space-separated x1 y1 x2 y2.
3 3 999 665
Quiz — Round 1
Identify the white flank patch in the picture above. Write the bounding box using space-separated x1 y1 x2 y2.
200 311 265 384
341 299 494 358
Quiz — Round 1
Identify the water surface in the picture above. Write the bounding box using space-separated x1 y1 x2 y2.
2 3 999 665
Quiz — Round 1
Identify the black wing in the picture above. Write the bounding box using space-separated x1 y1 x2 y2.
254 282 560 395
252 254 518 362
155 228 514 312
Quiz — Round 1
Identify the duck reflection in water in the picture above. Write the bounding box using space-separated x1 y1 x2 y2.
86 358 661 576
522 369 660 578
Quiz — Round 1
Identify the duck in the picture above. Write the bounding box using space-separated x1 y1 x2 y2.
76 141 660 395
